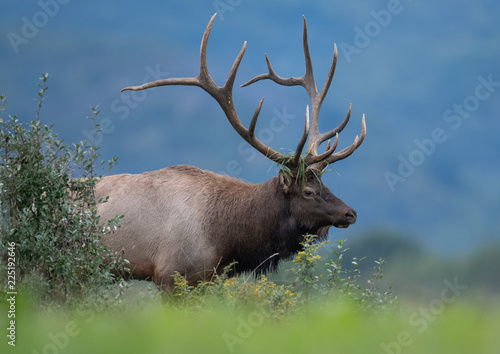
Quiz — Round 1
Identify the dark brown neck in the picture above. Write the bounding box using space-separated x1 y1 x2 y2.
207 177 306 274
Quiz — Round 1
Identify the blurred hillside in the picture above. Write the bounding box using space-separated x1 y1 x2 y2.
1 1 499 257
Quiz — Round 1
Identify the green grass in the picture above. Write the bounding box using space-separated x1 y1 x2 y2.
2 292 499 354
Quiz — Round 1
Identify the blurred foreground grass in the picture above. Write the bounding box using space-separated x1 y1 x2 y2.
2 291 499 354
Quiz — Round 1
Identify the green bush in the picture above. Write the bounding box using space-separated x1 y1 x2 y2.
169 234 397 317
0 74 126 307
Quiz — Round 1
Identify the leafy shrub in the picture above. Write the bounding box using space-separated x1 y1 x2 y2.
170 234 396 316
288 233 327 302
0 74 126 307
169 263 296 319
323 239 396 311
288 234 396 311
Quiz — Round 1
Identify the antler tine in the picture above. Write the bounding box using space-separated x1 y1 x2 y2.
317 114 366 169
198 13 215 82
241 16 316 95
121 13 220 93
305 133 339 166
241 54 301 88
301 15 318 98
306 103 351 157
290 105 310 168
120 76 199 92
306 43 338 157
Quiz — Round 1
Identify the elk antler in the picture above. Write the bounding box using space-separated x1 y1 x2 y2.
242 16 366 172
121 13 308 170
121 14 365 174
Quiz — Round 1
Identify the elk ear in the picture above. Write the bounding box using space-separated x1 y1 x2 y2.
279 169 293 194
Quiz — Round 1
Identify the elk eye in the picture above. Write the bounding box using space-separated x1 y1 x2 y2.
304 189 314 197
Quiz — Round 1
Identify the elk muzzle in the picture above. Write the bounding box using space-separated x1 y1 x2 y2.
333 207 357 228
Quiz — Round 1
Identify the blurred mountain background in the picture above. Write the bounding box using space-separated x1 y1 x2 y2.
1 1 499 298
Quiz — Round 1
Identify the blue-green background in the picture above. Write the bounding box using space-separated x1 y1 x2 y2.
1 1 499 254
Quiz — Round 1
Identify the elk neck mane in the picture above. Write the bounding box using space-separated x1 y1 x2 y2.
190 166 321 274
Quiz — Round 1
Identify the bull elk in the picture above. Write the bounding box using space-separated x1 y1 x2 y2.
96 14 366 288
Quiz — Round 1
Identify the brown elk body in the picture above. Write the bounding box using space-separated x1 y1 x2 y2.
97 14 366 288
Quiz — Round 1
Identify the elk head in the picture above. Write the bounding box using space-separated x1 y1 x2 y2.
121 14 366 236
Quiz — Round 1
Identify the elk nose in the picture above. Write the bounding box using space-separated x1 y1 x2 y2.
345 208 357 224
